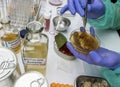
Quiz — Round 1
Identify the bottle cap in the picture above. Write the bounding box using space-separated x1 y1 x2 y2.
44 12 51 19
19 29 28 38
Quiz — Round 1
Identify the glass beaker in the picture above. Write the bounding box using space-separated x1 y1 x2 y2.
22 21 49 75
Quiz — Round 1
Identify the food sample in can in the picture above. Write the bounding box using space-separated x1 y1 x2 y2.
70 30 99 55
75 75 110 87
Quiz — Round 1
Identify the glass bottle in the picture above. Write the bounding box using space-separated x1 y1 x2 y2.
0 21 21 54
22 21 49 75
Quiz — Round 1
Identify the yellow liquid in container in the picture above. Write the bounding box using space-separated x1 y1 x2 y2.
23 42 48 75
1 33 21 53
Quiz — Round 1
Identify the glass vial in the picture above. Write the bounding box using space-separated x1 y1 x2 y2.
22 21 49 75
44 11 51 31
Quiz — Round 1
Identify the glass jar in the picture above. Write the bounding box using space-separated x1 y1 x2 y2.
0 21 21 54
22 21 49 75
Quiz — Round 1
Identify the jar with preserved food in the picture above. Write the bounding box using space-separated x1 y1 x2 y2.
22 21 49 75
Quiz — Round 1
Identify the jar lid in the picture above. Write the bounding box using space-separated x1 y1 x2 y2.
0 47 17 81
14 71 48 87
26 21 43 33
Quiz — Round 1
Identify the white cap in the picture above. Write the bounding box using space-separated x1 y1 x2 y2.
44 11 51 19
14 71 48 87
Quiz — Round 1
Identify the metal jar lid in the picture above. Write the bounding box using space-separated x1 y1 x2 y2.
14 71 48 87
26 21 44 33
0 47 17 81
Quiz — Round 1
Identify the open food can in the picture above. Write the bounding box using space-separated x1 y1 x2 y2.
14 71 48 87
75 75 111 87
0 47 17 87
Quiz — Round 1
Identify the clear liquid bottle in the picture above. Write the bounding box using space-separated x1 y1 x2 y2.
22 21 49 75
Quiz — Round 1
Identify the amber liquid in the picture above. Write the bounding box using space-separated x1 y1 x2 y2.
1 33 21 53
70 31 99 55
23 42 48 75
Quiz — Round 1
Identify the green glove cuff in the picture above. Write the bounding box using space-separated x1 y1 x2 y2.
102 67 120 87
88 0 120 30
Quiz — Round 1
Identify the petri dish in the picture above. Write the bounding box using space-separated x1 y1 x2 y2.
70 29 100 55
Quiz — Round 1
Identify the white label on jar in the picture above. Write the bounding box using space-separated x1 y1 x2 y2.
2 36 21 49
23 58 46 65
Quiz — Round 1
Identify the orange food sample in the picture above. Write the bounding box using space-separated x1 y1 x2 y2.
50 83 74 87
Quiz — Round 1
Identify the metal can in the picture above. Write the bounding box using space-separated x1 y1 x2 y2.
0 47 17 87
14 71 48 87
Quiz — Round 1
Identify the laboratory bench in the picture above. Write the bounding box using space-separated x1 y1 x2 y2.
0 0 120 87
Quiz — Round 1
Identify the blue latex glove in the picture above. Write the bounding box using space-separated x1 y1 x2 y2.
67 27 120 70
60 0 105 19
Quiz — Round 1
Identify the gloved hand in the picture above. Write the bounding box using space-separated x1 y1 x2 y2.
67 27 120 70
60 0 105 19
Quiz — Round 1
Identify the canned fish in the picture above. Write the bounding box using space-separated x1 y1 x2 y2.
0 47 17 87
14 71 48 87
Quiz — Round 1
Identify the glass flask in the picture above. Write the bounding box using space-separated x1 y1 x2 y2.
22 21 49 75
